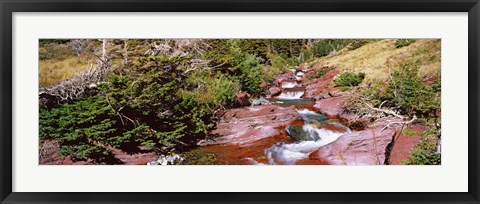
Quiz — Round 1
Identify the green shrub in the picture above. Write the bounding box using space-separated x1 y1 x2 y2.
312 69 328 79
312 40 351 57
312 40 332 57
334 72 365 87
211 40 265 96
348 39 372 50
404 149 441 165
39 54 235 162
301 45 314 62
181 73 241 110
403 123 441 165
39 96 117 161
385 64 440 117
267 53 289 68
234 53 264 96
395 39 416 48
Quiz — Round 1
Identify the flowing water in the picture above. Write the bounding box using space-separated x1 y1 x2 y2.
263 108 350 165
280 81 299 88
187 70 350 165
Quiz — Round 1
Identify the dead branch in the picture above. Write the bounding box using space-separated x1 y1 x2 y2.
144 39 210 57
39 59 110 104
105 95 125 126
381 115 416 132
365 102 405 119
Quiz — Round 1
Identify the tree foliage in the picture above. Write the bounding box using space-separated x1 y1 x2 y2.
334 72 366 87
385 64 441 117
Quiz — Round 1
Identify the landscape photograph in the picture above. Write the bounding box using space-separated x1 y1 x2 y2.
38 39 441 165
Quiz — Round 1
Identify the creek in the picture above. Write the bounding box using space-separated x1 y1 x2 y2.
186 70 351 165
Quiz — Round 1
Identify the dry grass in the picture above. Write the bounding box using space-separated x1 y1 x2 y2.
39 53 97 88
315 39 441 83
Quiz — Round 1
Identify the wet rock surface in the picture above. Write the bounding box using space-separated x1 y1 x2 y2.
285 125 320 141
268 86 282 96
304 69 339 98
388 124 425 165
313 96 347 117
310 117 402 165
198 105 301 146
251 97 272 106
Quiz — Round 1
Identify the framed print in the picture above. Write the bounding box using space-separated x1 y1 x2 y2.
1 0 479 203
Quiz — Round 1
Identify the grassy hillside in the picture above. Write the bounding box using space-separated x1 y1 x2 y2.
39 42 97 88
314 39 441 83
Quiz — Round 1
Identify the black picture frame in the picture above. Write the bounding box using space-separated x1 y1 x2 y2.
1 0 479 203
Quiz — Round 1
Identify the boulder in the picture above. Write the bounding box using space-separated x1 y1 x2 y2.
310 117 402 165
273 72 296 85
338 112 372 129
298 111 329 124
251 97 272 106
147 154 185 165
236 92 251 106
268 86 282 96
304 69 339 98
199 105 301 146
313 96 347 117
387 124 425 165
285 125 320 141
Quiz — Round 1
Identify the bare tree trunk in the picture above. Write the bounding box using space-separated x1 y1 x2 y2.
123 39 128 66
289 41 293 57
102 39 107 61
306 39 313 47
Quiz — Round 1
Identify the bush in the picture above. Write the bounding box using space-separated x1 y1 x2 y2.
211 40 265 96
266 53 286 68
39 54 233 162
312 40 351 58
348 39 372 50
39 96 118 161
334 72 365 87
98 59 217 146
301 45 314 62
234 53 264 96
385 64 440 117
182 73 241 110
404 150 441 165
312 69 328 79
312 40 332 58
395 39 416 48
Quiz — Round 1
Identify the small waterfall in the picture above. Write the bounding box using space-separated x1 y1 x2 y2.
295 70 305 76
266 127 345 165
281 81 298 88
275 91 304 100
265 109 349 165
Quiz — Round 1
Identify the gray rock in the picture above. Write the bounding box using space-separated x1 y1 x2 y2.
251 97 272 106
148 154 184 165
285 125 320 141
300 113 328 124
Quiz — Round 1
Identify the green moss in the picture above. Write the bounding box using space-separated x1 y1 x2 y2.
178 149 218 165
